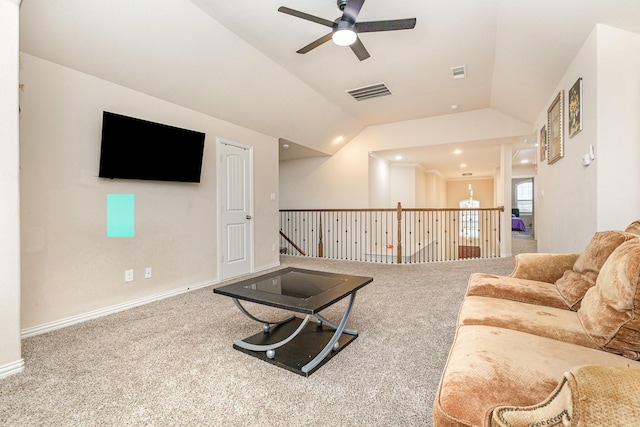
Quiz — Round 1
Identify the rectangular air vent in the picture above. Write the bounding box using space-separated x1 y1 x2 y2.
451 65 466 79
346 83 392 101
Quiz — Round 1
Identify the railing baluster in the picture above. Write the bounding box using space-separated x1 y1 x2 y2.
396 202 402 264
278 207 503 264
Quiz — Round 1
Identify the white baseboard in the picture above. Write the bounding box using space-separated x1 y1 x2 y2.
21 278 218 339
0 358 25 379
254 261 280 273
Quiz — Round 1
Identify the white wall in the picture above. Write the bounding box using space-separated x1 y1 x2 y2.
535 25 640 252
368 153 390 208
19 54 279 331
0 0 23 377
415 168 428 207
596 26 640 231
390 164 417 207
280 108 532 209
535 28 598 252
366 156 443 209
424 171 447 207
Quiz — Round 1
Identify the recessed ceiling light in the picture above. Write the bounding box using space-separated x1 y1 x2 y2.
395 155 403 160
460 163 467 168
451 104 459 110
453 149 462 155
334 135 345 143
282 144 289 149
521 159 529 164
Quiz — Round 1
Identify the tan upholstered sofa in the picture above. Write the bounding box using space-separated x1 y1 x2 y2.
433 221 640 426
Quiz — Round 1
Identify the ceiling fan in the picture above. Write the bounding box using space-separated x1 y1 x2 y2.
278 0 417 61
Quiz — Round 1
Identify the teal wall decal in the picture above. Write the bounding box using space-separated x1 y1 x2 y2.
107 194 135 237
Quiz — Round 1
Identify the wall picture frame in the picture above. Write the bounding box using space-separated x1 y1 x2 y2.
568 77 583 138
547 90 564 164
539 125 547 161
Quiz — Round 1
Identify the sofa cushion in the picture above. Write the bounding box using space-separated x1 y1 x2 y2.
511 253 580 284
578 239 640 359
555 231 634 310
459 296 598 349
433 325 640 427
467 273 568 310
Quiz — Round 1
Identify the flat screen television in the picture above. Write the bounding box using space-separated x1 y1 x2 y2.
98 111 206 183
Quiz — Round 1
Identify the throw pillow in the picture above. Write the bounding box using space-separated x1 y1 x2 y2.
492 365 640 427
625 220 640 236
578 239 640 359
555 231 635 310
491 374 572 427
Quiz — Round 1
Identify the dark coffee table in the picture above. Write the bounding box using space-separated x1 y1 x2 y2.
213 267 373 376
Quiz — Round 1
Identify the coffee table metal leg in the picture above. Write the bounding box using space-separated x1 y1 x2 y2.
233 314 312 353
301 292 357 374
233 298 295 331
314 313 358 337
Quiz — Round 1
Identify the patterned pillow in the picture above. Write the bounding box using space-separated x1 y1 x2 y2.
491 374 571 427
555 231 635 310
492 365 640 426
578 239 640 359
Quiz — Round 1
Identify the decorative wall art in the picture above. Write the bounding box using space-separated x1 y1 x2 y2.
539 125 547 161
106 194 135 237
568 77 583 138
547 91 564 164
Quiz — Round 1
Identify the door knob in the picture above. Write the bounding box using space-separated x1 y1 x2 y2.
246 215 252 220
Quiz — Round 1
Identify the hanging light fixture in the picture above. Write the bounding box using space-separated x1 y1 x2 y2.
332 20 357 46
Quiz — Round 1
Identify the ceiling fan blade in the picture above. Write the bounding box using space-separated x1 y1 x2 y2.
350 36 370 61
355 18 417 33
278 6 335 28
342 0 365 23
296 33 333 54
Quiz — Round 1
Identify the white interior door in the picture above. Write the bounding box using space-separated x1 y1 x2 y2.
218 140 253 280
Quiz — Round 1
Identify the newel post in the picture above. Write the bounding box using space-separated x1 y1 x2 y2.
318 215 324 258
397 202 402 264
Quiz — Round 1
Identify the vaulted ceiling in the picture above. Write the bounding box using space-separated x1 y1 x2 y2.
19 0 640 176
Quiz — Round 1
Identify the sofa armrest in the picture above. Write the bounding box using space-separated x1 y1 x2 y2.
510 253 580 283
492 365 640 427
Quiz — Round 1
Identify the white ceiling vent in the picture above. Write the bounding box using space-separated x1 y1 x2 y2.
346 83 392 101
451 65 466 79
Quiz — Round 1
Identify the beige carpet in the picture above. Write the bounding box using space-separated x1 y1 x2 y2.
0 246 534 426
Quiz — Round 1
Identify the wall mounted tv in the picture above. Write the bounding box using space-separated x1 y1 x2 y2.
99 111 206 183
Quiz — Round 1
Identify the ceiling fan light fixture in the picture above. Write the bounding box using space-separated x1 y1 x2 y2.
333 21 357 46
278 5 416 60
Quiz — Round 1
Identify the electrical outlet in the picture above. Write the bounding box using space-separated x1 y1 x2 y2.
125 269 134 282
145 267 152 279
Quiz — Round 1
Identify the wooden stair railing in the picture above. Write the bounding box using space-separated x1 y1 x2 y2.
279 204 504 264
279 230 306 256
